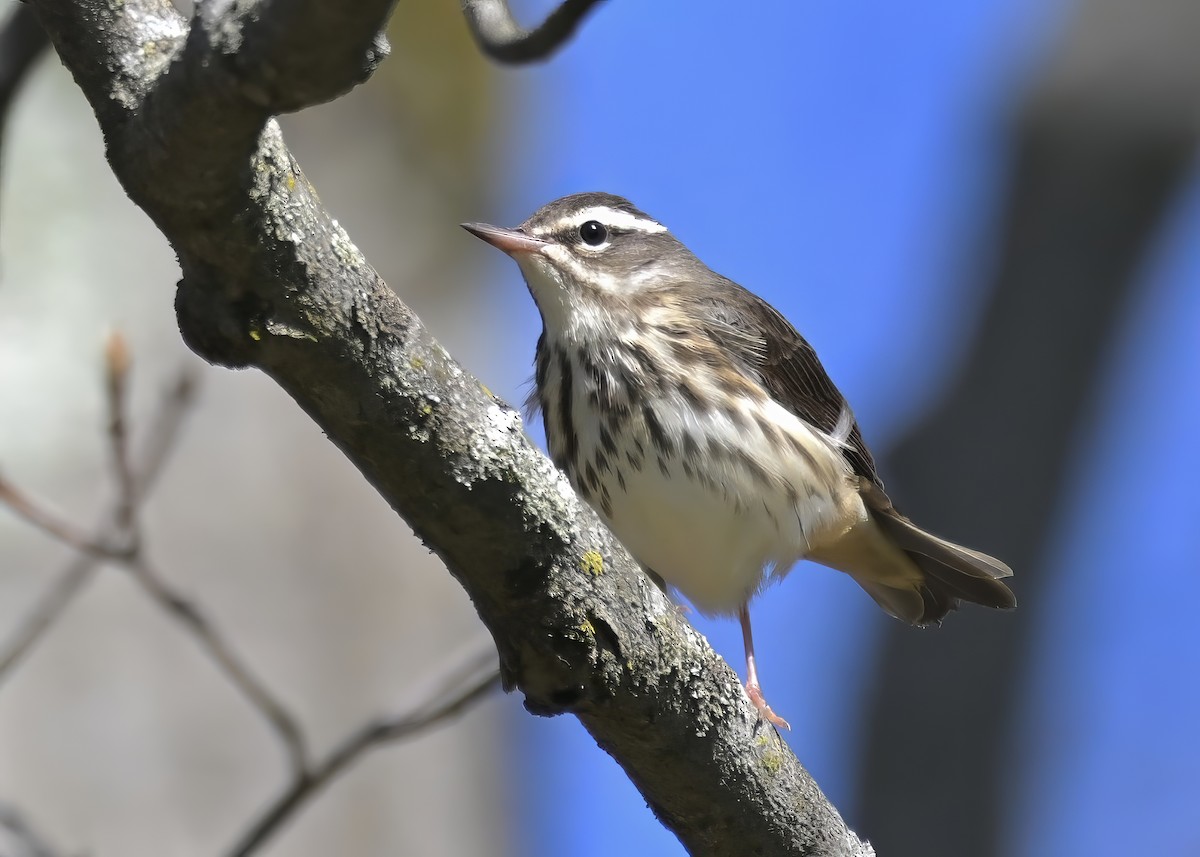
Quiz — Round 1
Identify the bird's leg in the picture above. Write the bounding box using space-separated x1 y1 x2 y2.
739 603 791 731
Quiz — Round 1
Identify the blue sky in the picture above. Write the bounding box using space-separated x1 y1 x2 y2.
475 2 1200 854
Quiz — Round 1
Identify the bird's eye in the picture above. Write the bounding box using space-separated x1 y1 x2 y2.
579 220 608 246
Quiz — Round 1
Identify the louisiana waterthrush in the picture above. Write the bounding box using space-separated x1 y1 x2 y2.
464 192 1015 729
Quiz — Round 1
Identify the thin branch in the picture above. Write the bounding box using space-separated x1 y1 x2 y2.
0 353 194 562
460 0 605 63
107 339 310 775
1 339 307 776
226 647 501 857
133 371 198 501
125 555 311 779
0 475 130 560
0 335 502 857
0 366 196 688
0 556 94 688
1 337 498 855
104 331 138 534
0 800 66 857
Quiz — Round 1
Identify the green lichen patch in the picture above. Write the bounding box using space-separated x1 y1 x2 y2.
761 751 783 775
580 550 604 577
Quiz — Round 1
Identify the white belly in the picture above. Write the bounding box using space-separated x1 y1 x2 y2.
604 454 787 613
570 383 866 615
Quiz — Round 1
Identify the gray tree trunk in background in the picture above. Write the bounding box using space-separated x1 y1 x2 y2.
855 2 1200 854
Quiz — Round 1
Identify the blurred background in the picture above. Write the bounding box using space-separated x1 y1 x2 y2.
1 0 1198 855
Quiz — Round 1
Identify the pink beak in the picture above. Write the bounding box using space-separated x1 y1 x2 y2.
461 222 548 256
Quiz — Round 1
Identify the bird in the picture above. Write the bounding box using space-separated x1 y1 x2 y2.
463 192 1015 729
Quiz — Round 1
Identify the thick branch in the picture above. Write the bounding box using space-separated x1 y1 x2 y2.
199 0 396 113
28 1 872 853
460 0 605 63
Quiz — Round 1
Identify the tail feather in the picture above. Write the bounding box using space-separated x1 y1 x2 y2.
905 549 1016 612
873 508 1013 583
824 481 1017 626
849 575 953 625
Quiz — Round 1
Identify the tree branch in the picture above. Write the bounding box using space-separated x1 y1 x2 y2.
0 556 93 688
126 553 313 778
1 349 501 855
226 645 501 857
0 801 66 857
0 473 130 559
1 346 310 778
460 0 605 63
26 1 873 853
0 368 195 688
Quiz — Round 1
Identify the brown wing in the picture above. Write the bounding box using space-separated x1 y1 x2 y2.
693 278 885 489
680 279 1016 622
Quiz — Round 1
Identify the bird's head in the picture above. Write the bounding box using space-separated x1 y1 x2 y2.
463 192 701 335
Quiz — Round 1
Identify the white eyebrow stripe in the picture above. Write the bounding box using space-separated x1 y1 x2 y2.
548 206 668 235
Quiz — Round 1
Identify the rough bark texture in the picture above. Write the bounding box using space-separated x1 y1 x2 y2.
27 1 874 854
855 1 1200 853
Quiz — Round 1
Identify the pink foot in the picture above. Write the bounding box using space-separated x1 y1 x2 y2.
746 682 791 731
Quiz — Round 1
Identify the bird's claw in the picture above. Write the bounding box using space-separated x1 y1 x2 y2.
745 682 791 731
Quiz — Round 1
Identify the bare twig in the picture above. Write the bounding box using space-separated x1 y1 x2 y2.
0 366 196 688
108 341 310 774
0 357 194 562
1 342 307 774
460 0 605 63
0 475 130 560
126 555 311 779
104 331 137 534
0 556 92 688
226 646 501 857
1 340 501 855
0 800 65 857
133 372 197 501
